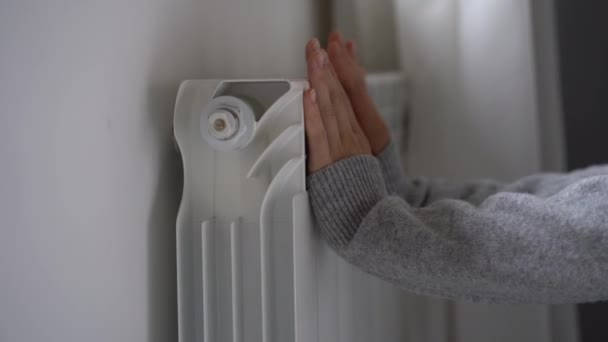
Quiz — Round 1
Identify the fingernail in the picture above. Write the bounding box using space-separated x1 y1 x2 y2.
315 50 326 67
311 38 320 51
309 89 317 104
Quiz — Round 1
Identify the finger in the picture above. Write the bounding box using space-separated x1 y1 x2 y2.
327 41 366 136
307 40 359 161
328 40 389 155
305 38 320 63
327 41 375 125
322 46 356 123
306 41 342 156
303 88 332 173
327 31 349 80
327 39 362 93
345 40 358 61
314 49 359 152
328 31 343 44
308 38 348 104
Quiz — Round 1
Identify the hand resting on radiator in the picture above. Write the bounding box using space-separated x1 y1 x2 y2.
303 32 388 173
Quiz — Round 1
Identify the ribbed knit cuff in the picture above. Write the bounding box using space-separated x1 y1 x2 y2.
307 155 387 250
376 141 405 194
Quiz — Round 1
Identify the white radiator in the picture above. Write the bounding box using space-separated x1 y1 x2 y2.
174 74 409 342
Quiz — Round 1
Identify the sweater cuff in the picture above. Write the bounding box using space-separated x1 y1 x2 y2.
307 155 387 250
376 141 405 193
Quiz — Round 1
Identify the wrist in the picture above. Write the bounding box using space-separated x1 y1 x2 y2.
370 118 390 155
308 154 387 249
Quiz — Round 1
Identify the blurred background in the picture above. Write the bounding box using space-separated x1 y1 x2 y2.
0 0 606 341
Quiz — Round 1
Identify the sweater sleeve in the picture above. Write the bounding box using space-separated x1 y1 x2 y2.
307 154 608 304
376 141 505 206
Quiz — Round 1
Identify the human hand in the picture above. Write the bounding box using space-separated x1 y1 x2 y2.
304 38 372 174
325 32 390 155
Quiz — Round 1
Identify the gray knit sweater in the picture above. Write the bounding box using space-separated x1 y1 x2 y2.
307 142 608 304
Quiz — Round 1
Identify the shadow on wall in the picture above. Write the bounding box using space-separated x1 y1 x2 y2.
141 5 204 340
145 84 183 342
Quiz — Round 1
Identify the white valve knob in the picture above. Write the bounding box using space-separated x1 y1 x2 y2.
200 96 256 151
208 109 239 140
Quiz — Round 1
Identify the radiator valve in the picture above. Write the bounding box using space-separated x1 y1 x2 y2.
200 96 256 151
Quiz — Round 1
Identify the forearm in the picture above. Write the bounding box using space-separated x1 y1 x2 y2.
308 155 608 304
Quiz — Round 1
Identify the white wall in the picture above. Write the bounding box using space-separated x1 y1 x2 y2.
396 0 542 181
332 0 400 71
0 1 320 341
